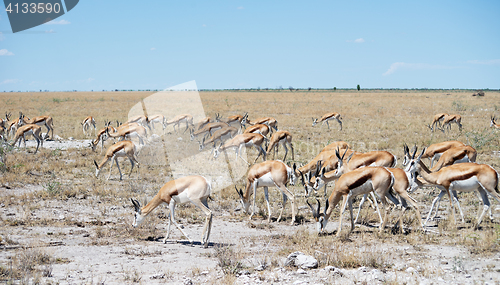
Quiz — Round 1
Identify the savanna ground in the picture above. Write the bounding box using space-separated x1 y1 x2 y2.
1 89 500 284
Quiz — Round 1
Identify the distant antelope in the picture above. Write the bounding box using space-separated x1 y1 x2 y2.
81 116 96 136
94 140 139 180
429 113 448 132
11 124 43 154
266 130 294 161
312 112 342 130
442 114 462 131
243 123 270 138
191 122 230 142
0 112 11 130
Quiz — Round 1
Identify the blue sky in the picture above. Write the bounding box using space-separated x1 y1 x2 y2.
0 1 499 91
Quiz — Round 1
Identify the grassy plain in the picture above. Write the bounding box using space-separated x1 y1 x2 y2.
1 89 500 284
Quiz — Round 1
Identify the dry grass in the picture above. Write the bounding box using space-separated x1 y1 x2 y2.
1 90 500 282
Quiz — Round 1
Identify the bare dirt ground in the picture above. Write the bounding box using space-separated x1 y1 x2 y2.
1 90 500 284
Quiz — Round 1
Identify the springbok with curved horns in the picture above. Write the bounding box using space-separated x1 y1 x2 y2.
235 160 297 225
407 147 500 228
131 175 212 248
308 165 395 236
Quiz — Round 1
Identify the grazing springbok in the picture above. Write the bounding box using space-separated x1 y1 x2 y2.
105 124 147 145
11 124 43 154
442 114 462 131
213 133 267 165
308 166 395 236
235 160 297 225
94 140 140 180
131 175 212 248
147 114 167 133
191 122 230 142
266 130 294 161
312 112 343 130
81 116 96 136
90 124 117 153
428 113 448 132
166 114 194 133
243 123 270 138
198 126 238 151
407 147 500 228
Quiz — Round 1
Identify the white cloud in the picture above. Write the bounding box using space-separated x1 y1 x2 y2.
383 62 456 76
150 47 156 50
0 49 14 56
45 29 55 33
0 79 20 85
45 19 70 25
467 59 500 65
347 38 365 43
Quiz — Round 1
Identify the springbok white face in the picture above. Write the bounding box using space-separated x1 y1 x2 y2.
307 198 329 232
235 187 251 214
131 199 145 227
311 118 318 127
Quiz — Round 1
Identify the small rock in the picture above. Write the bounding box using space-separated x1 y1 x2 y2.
200 271 209 275
285 251 304 267
441 260 448 265
150 273 165 279
295 254 318 269
238 270 250 275
68 137 74 141
297 268 307 274
358 266 368 272
406 267 416 273
183 278 193 285
177 137 183 141
465 274 471 278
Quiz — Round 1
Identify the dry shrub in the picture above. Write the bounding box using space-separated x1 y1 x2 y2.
462 226 500 255
213 245 244 275
1 247 55 283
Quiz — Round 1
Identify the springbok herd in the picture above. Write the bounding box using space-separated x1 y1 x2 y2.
2 110 500 248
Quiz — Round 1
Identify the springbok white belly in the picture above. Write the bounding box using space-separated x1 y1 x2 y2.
172 190 191 204
113 149 128 158
255 172 275 188
454 155 470 164
350 180 374 197
450 176 479 192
